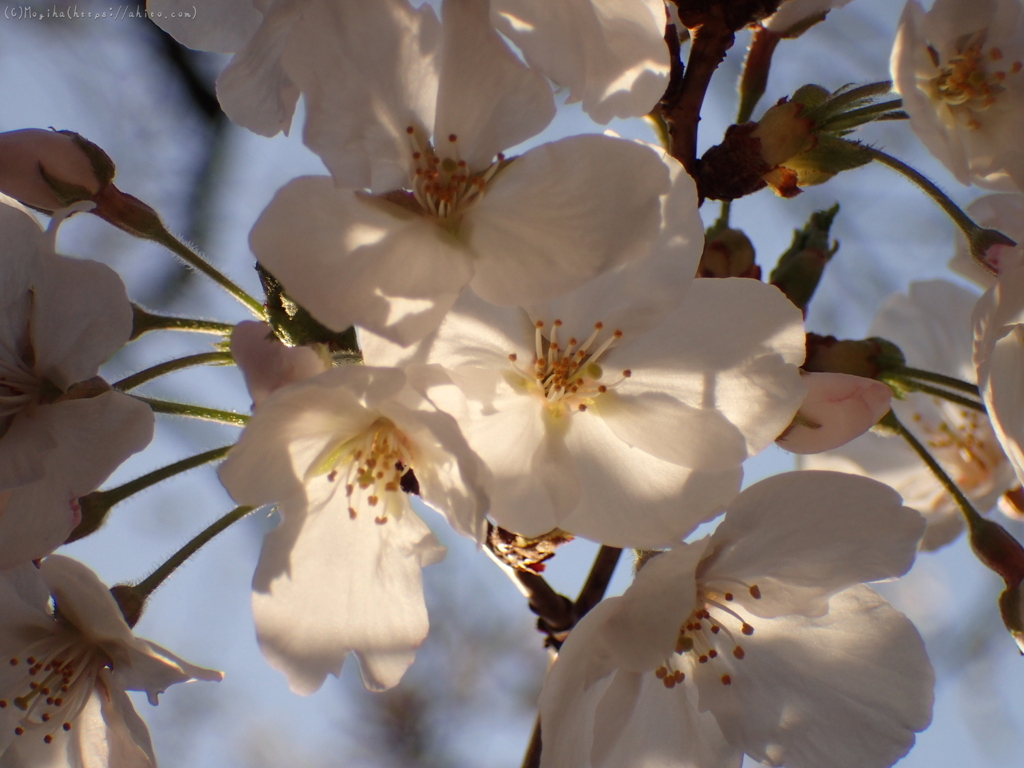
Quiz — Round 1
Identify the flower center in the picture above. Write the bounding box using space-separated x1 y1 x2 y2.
506 319 630 418
404 126 503 222
654 581 762 689
310 417 415 525
911 405 1003 497
929 31 1023 124
1 630 104 745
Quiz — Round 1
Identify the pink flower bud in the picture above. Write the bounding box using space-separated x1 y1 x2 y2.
776 372 892 454
0 128 103 211
231 321 330 408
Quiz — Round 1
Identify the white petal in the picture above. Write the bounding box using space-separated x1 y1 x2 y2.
526 152 702 344
115 639 223 705
603 545 704 672
764 0 854 33
215 0 302 136
703 472 925 618
775 372 892 454
30 254 133 390
230 321 329 408
0 394 154 569
252 489 444 693
798 428 968 551
433 0 555 171
250 177 472 345
38 556 135 647
605 279 806 460
72 672 156 768
695 586 933 768
491 0 669 122
560 412 741 548
150 0 261 53
468 135 669 306
282 0 442 190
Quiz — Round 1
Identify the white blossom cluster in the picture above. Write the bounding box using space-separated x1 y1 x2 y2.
1 0 1024 766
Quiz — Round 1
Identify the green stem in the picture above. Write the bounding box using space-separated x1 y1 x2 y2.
714 200 732 231
134 396 248 426
148 228 266 318
888 377 987 413
895 367 981 396
864 146 1015 268
131 304 234 340
134 505 256 599
884 411 983 524
68 445 233 543
114 351 234 392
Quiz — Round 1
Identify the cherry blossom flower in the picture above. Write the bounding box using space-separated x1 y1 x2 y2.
974 254 1024 492
775 371 892 455
806 281 1015 549
0 199 154 570
218 365 488 693
0 556 222 766
489 0 670 122
361 200 806 548
539 471 932 768
892 0 1024 190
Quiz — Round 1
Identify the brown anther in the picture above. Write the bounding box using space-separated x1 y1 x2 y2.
741 623 754 636
348 507 358 519
733 646 745 659
406 126 415 134
1014 61 1023 73
41 714 50 722
508 353 517 361
594 321 604 329
345 484 354 496
663 677 676 689
29 683 37 690
724 592 734 601
375 516 388 525
44 735 53 744
0 701 6 708
721 675 732 686
613 330 623 338
708 649 718 659
655 666 668 679
749 585 761 599
327 470 338 482
711 625 721 634
535 320 544 328
622 370 632 377
54 697 63 704
597 385 607 393
367 495 379 506
384 482 398 492
63 723 71 731
448 134 458 142
27 658 35 664
14 727 24 736
698 655 709 663
578 404 587 412
991 47 1004 60
9 659 16 666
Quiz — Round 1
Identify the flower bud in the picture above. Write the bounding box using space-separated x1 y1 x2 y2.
698 225 760 278
776 371 892 453
0 128 109 212
769 204 839 312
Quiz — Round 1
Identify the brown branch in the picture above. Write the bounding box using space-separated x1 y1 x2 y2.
660 14 736 174
520 716 543 768
574 546 623 618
